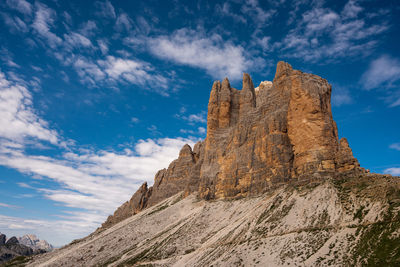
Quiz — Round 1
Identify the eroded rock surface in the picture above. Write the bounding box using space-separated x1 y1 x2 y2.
102 61 364 229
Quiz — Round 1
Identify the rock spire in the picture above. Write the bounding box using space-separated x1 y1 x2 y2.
101 61 364 229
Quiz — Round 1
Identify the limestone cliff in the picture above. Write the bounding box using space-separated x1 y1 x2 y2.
102 61 364 229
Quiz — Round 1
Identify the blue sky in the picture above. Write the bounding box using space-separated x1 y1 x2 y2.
0 0 399 246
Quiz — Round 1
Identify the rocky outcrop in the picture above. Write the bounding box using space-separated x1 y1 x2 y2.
101 61 365 229
102 182 153 228
18 234 53 252
0 234 34 264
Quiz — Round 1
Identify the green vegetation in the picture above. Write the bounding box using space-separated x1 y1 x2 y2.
350 202 400 266
256 195 282 225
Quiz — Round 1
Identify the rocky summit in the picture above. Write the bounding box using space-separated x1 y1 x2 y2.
101 61 364 229
21 61 400 267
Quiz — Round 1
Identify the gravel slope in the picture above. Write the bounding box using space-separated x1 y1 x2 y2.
24 175 400 267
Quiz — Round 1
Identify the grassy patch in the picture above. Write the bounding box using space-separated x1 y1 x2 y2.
256 196 282 225
350 203 400 266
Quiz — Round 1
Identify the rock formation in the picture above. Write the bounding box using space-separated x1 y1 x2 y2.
102 61 364 229
0 233 53 264
0 234 33 264
18 234 53 252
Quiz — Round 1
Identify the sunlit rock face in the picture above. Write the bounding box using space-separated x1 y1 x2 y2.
102 61 364 229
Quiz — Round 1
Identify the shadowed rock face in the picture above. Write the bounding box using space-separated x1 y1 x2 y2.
101 61 364 229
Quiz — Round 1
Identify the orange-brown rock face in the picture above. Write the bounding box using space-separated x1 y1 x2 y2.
101 182 152 228
102 61 364 229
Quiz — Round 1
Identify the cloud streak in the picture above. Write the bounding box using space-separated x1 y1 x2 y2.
147 28 259 80
0 70 197 245
277 1 388 62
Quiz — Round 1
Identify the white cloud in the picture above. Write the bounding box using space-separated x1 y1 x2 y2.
0 202 21 209
278 1 388 62
6 0 32 15
79 20 97 37
360 55 400 107
115 13 132 32
241 0 275 26
0 137 197 245
97 39 109 55
64 32 92 49
217 2 247 24
176 110 207 124
361 55 400 90
147 28 256 79
342 0 363 19
198 127 206 134
72 57 106 84
95 0 116 19
32 2 62 48
384 167 400 176
0 70 198 245
187 113 206 123
1 13 29 33
389 143 400 151
0 71 58 145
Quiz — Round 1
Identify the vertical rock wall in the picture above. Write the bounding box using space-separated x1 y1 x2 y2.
101 61 364 229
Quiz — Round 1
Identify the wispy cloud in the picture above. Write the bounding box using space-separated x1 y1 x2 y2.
360 55 400 107
361 55 400 90
32 2 62 48
389 143 400 151
0 202 21 209
63 32 93 49
115 12 133 32
0 71 198 245
216 2 246 24
241 0 275 27
6 0 32 15
0 71 59 145
384 167 400 176
1 12 29 33
277 1 388 62
147 28 259 79
94 0 116 20
175 109 207 124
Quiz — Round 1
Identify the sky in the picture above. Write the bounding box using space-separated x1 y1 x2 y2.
0 0 399 247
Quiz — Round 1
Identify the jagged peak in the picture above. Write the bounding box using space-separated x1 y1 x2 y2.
179 144 193 157
274 61 293 80
242 73 255 92
222 77 230 88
